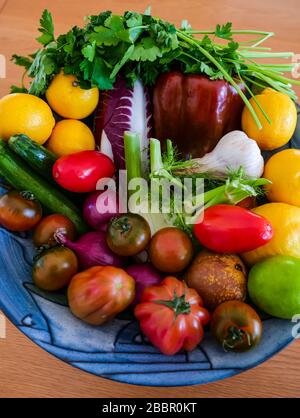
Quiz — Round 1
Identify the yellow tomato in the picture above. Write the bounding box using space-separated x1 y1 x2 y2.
264 149 300 207
0 93 55 144
242 203 300 266
242 88 297 151
46 119 95 157
46 72 99 119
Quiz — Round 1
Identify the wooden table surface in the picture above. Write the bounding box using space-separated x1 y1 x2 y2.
1 0 300 398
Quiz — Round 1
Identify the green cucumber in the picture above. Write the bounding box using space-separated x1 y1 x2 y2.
8 134 57 180
7 134 82 204
0 139 88 235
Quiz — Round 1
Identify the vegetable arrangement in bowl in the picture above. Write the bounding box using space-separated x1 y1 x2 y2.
0 8 300 359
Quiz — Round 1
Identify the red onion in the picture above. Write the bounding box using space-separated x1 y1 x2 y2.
126 263 163 307
83 189 119 232
56 231 125 270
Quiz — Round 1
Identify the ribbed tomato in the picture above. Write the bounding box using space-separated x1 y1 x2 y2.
135 277 210 355
68 266 135 325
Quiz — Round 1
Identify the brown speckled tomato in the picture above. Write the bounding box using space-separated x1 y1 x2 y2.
211 301 262 352
33 214 76 248
32 246 78 291
149 227 193 273
0 190 42 231
107 213 151 257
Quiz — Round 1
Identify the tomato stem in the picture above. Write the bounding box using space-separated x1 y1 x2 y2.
33 244 52 261
111 216 132 234
155 291 191 317
223 326 252 352
20 190 36 201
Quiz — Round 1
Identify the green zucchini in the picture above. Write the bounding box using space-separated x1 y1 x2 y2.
8 134 57 180
0 139 88 235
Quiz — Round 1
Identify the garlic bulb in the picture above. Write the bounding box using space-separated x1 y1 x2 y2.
175 130 264 178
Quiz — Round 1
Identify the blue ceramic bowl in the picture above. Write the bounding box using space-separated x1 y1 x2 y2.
0 106 299 387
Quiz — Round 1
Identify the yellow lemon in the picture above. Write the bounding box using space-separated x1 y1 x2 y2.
242 88 297 151
46 72 99 119
46 119 95 157
242 203 300 266
264 149 300 207
0 93 55 144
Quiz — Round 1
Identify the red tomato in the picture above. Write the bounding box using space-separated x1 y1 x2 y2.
194 204 273 253
149 227 193 273
68 266 135 325
33 214 77 248
210 301 262 352
135 277 210 356
52 151 115 193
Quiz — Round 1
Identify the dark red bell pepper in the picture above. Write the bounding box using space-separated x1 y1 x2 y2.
153 71 246 158
193 205 273 253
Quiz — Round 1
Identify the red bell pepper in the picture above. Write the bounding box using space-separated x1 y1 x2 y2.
193 205 273 253
134 276 210 356
153 71 246 158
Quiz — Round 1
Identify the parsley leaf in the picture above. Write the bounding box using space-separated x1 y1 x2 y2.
215 22 233 40
89 14 132 46
110 44 135 78
131 38 163 62
10 85 28 93
91 56 114 89
28 48 58 95
11 54 33 70
82 41 96 62
37 9 55 46
88 11 112 28
124 11 143 28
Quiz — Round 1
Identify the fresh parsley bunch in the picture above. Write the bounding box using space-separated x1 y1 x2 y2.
12 9 181 94
12 9 300 127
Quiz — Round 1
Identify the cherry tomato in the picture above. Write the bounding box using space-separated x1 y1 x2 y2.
106 213 151 256
53 150 115 193
0 191 42 232
32 246 78 291
210 301 263 352
149 227 193 273
33 214 77 248
68 266 135 325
